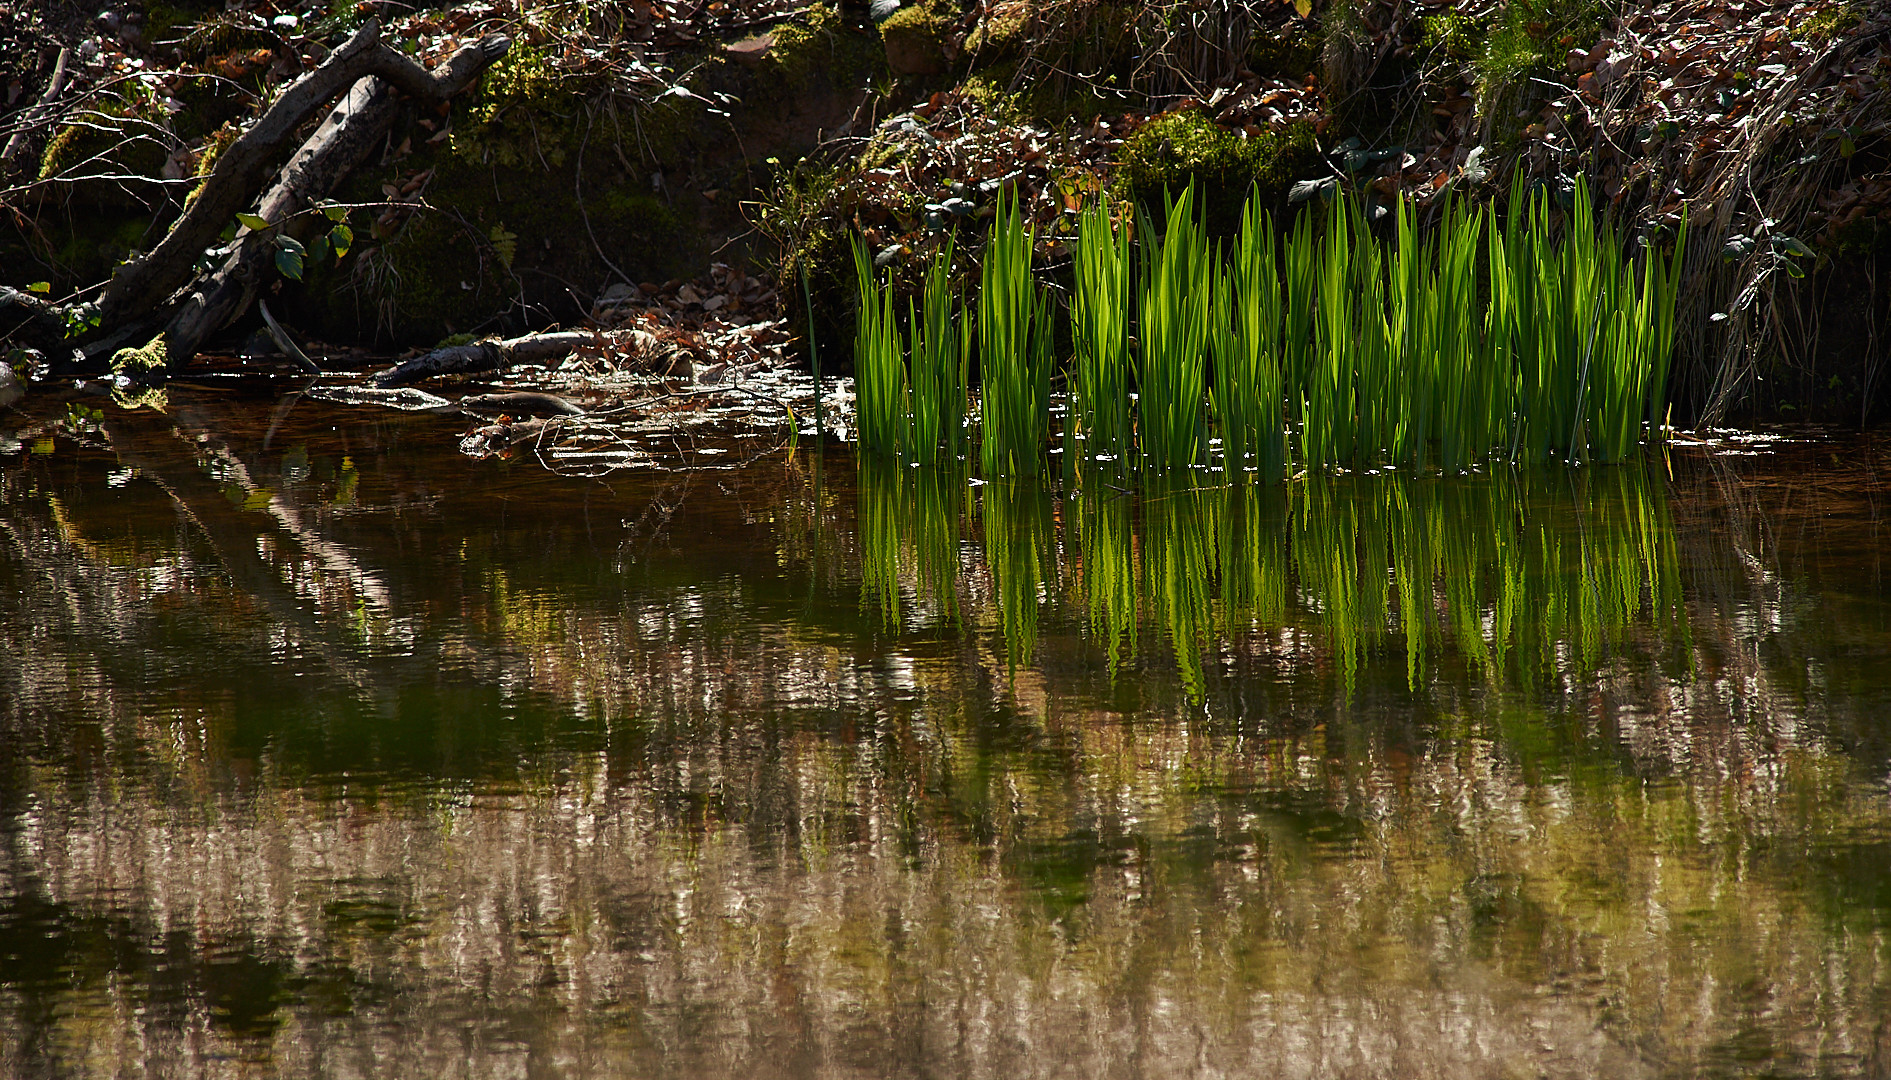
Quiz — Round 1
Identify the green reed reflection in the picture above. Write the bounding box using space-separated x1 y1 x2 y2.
856 460 1684 698
858 456 965 630
980 479 1056 669
1075 479 1137 679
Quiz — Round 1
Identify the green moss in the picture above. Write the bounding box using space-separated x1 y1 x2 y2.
879 0 956 77
1474 0 1606 99
961 2 1140 121
452 44 600 169
39 89 170 186
1800 2 1860 44
1118 111 1322 234
963 3 1031 59
111 334 170 379
766 4 887 92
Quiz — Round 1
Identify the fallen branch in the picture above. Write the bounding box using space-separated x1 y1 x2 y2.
98 19 507 326
161 32 510 362
1 46 73 170
372 328 694 386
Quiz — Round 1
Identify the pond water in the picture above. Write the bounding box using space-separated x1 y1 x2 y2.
2 391 1889 1079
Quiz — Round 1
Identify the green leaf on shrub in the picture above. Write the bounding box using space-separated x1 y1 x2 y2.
1720 234 1755 261
276 248 304 281
27 281 51 294
329 223 353 258
236 213 271 231
321 203 350 222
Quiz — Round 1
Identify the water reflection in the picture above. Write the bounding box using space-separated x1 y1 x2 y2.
2 394 1890 1079
859 462 1687 704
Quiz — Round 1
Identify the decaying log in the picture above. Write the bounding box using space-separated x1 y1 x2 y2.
98 20 507 326
458 391 587 416
0 286 67 356
161 32 510 361
372 328 695 387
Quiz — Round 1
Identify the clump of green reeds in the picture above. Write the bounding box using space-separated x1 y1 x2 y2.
1136 186 1213 471
851 236 906 459
851 239 967 462
979 191 1055 477
907 238 969 464
846 175 1686 475
1209 194 1286 481
1070 198 1133 462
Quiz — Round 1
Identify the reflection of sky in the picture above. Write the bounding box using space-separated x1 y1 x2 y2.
3 398 1891 1078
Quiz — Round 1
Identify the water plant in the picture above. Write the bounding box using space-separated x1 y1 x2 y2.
1208 192 1285 480
851 235 907 458
907 239 969 463
1069 198 1133 462
847 175 1686 475
978 191 1054 477
1136 185 1213 471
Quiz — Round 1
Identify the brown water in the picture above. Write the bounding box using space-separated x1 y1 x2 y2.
2 391 1889 1079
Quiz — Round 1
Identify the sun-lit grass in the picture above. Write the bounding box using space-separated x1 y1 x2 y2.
1136 186 1213 471
978 191 1054 478
851 236 906 459
1070 198 1133 463
847 177 1686 474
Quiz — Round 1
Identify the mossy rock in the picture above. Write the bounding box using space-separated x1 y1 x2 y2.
754 4 888 97
962 1 1139 122
1118 111 1322 235
111 334 171 385
879 0 955 77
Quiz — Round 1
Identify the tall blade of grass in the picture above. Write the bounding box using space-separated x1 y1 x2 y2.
979 191 1050 476
1137 184 1212 471
907 238 967 463
851 236 907 458
1071 198 1132 463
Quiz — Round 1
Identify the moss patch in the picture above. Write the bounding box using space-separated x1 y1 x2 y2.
111 334 171 382
1118 110 1322 234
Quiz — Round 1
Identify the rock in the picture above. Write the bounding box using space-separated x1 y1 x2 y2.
0 362 24 408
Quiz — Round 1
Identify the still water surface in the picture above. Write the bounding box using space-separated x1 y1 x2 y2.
2 393 1889 1078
